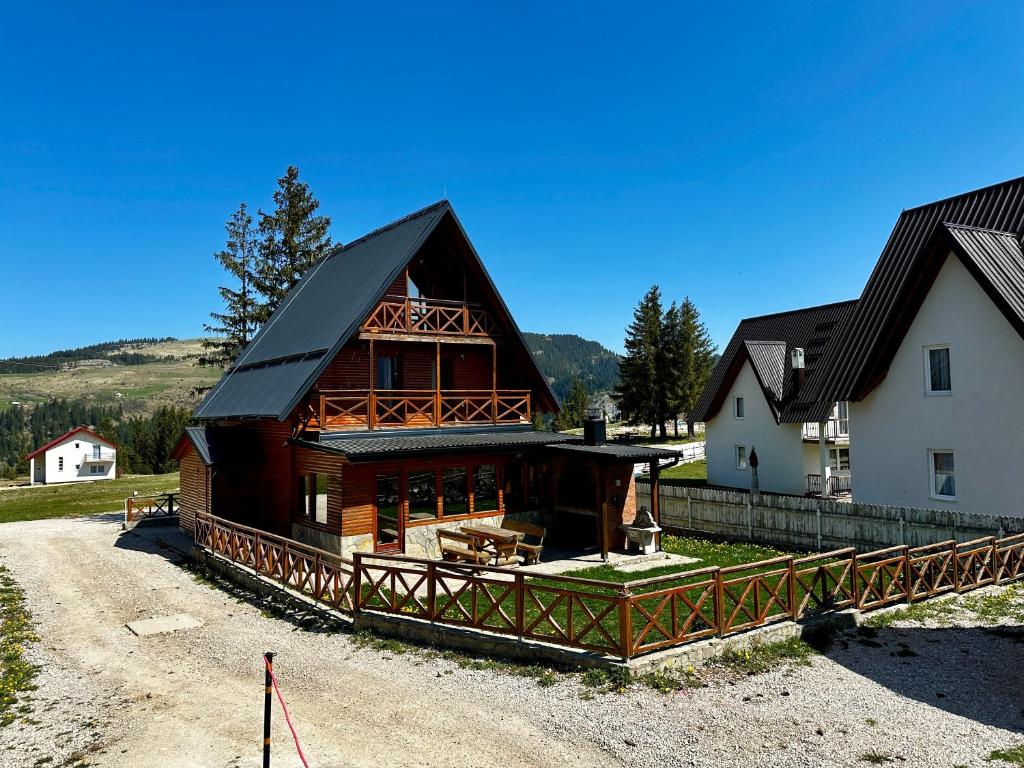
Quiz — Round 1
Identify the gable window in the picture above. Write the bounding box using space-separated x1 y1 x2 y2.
929 450 956 500
734 397 745 419
925 345 951 394
735 445 747 470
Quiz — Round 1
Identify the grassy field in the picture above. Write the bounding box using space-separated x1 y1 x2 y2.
0 472 180 523
655 459 707 482
0 338 219 414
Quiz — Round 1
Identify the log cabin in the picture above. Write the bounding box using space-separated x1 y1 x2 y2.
175 201 681 559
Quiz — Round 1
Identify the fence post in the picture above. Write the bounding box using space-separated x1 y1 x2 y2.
788 557 798 621
990 536 999 584
714 567 725 637
902 546 912 604
427 561 437 622
952 541 960 592
314 553 322 599
255 530 262 573
282 542 291 584
850 551 860 609
352 552 363 613
515 572 525 639
617 588 633 662
687 496 693 531
816 505 823 551
746 499 753 540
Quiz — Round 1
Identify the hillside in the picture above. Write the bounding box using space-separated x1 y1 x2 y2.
0 338 220 415
521 332 620 402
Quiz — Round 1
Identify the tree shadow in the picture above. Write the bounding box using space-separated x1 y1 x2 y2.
819 622 1024 733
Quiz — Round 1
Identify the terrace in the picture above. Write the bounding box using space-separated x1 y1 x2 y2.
361 296 500 339
304 389 532 431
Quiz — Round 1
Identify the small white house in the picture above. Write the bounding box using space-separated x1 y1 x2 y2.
26 427 117 485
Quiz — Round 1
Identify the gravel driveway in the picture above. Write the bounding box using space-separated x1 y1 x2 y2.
1 515 1022 768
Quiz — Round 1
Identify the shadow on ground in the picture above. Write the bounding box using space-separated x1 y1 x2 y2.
821 623 1024 733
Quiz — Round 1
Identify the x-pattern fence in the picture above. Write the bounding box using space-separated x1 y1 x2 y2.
194 513 1024 661
125 492 178 522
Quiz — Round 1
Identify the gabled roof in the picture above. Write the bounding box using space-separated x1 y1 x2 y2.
805 176 1024 419
195 201 558 420
690 300 858 425
171 426 212 466
24 426 116 460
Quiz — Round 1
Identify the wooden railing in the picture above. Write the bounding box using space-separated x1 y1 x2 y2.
309 389 531 431
125 492 178 522
194 512 1024 661
362 297 499 337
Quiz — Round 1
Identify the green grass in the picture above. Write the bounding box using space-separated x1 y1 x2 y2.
990 744 1024 764
0 564 38 727
860 751 894 765
0 472 179 523
653 459 707 483
717 636 817 674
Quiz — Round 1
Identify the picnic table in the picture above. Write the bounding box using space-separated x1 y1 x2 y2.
460 524 523 566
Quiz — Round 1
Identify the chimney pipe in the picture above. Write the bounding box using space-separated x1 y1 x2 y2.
583 403 606 446
790 347 806 393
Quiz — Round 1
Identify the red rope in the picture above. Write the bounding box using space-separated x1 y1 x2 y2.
265 659 311 768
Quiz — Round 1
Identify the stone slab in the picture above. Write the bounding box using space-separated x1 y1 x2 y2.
126 613 203 637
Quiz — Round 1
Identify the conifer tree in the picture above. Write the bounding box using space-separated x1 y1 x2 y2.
615 286 664 437
203 203 259 368
553 377 590 431
661 301 685 437
676 296 717 438
252 166 334 323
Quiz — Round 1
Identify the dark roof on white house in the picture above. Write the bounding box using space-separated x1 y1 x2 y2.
690 300 858 425
803 176 1024 420
194 201 557 421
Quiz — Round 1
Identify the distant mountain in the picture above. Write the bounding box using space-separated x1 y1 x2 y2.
0 337 180 374
522 332 620 403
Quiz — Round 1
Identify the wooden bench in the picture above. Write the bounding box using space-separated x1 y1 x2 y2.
437 530 490 565
503 520 546 564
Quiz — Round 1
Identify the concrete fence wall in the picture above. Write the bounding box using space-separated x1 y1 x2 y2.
636 481 1024 552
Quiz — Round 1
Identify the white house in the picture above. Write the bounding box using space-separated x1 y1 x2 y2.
26 426 117 485
692 302 856 497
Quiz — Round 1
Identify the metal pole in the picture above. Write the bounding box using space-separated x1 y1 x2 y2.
263 651 274 768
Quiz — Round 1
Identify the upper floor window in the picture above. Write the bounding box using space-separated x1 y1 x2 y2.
735 445 747 470
734 396 745 419
925 345 951 395
929 450 956 500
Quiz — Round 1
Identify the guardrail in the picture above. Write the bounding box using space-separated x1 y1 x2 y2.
194 512 1024 661
362 297 499 337
125 492 179 522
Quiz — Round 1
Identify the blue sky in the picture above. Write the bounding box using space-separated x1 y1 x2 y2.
2 2 1023 358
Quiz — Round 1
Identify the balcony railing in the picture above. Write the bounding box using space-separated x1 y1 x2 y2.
362 296 499 337
82 449 116 463
806 473 852 497
802 419 849 441
307 389 531 431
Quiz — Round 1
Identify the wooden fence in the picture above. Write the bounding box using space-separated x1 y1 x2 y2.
125 492 179 523
636 482 1024 552
194 512 1024 662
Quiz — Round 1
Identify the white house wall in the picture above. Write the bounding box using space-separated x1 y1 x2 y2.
40 433 116 484
850 252 1024 515
705 360 806 495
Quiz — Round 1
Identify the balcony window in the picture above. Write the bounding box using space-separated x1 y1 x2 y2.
473 464 498 513
407 469 438 521
376 356 400 390
442 467 469 516
925 345 951 395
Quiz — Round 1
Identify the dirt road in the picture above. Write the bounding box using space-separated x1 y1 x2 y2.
1 515 1021 768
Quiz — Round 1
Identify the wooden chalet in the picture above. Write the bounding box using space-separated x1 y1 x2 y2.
175 202 680 559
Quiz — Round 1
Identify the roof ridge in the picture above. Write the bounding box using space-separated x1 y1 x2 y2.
744 339 788 346
942 221 1019 237
900 175 1024 215
738 298 858 324
335 200 449 253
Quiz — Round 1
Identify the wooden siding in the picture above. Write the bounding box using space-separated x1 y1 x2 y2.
177 444 210 535
211 420 295 535
316 345 370 390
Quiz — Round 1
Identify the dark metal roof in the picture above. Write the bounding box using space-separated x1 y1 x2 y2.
806 176 1024 420
294 426 573 461
184 426 212 465
195 201 558 420
544 442 684 461
690 300 858 425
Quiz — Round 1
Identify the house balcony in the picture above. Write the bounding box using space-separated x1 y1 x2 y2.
806 472 852 497
82 449 116 463
361 296 500 339
802 419 849 443
305 389 531 432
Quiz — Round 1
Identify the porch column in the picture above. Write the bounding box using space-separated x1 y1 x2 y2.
599 464 608 562
818 421 831 497
650 460 661 551
29 457 34 486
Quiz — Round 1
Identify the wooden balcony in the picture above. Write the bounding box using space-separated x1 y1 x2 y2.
305 389 531 431
361 297 500 338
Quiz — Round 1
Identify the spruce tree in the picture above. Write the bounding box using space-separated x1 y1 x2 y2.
615 285 664 438
553 377 590 431
203 203 259 368
677 296 717 438
661 301 685 438
253 166 334 323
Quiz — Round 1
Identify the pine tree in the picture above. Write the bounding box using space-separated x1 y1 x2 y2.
615 286 664 438
553 377 590 431
203 203 259 368
661 301 685 438
677 296 717 438
252 166 334 323
531 410 548 432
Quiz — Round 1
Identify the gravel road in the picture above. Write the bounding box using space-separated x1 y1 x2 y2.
0 515 1021 768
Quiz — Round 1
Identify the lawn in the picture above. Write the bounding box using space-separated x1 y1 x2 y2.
641 459 707 483
0 472 180 523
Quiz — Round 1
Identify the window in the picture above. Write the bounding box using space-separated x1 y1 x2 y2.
441 467 469 516
93 445 102 459
375 473 401 547
735 445 747 470
407 469 438 521
829 447 851 471
925 345 951 394
473 464 498 513
930 450 956 500
58 456 64 472
734 396 745 419
298 474 328 524
90 465 103 475
74 442 80 449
